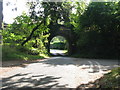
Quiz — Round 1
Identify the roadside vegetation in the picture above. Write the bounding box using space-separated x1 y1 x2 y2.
50 36 68 50
2 12 49 61
2 1 120 60
99 67 120 89
2 45 47 61
73 2 120 59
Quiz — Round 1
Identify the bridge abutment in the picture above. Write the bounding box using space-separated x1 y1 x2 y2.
47 24 75 55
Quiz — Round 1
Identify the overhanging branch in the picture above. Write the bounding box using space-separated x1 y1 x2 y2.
21 21 43 46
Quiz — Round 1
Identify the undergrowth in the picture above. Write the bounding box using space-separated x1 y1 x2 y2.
2 45 48 61
99 67 120 89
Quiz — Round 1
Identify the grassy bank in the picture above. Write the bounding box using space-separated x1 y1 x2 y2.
2 45 49 61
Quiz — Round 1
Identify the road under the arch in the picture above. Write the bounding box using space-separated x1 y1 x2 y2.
50 49 68 56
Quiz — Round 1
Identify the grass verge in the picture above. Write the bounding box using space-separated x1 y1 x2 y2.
2 45 49 61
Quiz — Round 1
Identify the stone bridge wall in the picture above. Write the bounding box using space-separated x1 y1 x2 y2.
47 25 75 55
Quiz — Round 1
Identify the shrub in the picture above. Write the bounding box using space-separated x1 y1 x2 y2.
99 67 120 88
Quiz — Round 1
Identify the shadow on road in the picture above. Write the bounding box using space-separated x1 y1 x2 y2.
2 73 67 89
40 57 118 67
39 57 119 74
2 59 47 68
1 57 119 89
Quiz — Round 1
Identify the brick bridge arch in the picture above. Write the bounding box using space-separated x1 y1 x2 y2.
47 24 76 55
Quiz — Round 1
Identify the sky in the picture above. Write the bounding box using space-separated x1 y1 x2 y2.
3 0 119 24
3 0 29 24
3 0 91 24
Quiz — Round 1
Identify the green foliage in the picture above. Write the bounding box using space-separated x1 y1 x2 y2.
74 2 120 59
70 1 88 30
42 2 72 26
99 67 120 88
2 1 73 60
2 13 49 56
50 42 67 50
50 36 67 44
2 45 45 61
50 36 68 50
2 1 120 59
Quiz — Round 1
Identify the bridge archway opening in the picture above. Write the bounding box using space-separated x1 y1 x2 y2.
50 35 69 56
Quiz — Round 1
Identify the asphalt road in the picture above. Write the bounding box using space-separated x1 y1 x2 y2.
1 57 119 89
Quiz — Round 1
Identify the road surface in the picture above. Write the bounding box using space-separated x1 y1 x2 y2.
1 57 119 89
50 49 67 56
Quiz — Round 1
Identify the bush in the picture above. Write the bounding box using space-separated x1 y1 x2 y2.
16 46 30 53
50 42 67 50
2 45 45 61
28 49 39 55
2 45 22 60
99 67 120 88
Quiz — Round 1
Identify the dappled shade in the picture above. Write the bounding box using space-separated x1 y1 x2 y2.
2 57 119 89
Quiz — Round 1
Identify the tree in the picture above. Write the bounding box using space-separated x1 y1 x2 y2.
21 1 73 46
75 2 120 58
2 1 74 54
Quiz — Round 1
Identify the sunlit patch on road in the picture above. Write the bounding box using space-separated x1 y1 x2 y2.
50 49 67 56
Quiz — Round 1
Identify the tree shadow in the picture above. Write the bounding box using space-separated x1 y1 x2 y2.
2 59 47 68
76 74 119 90
76 77 102 90
1 57 119 89
39 57 119 73
2 73 67 90
40 57 77 66
2 57 119 73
